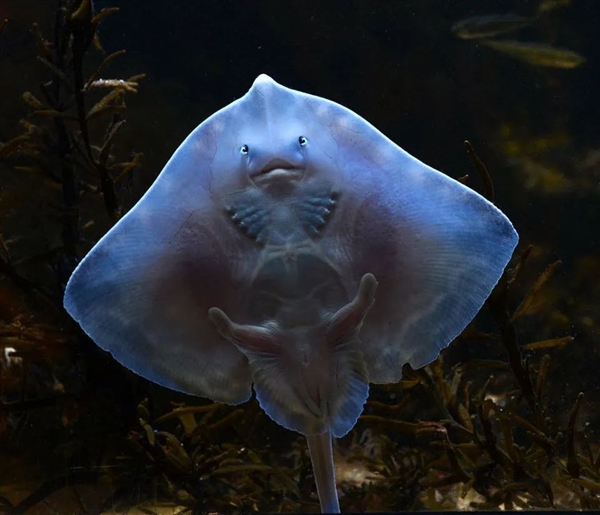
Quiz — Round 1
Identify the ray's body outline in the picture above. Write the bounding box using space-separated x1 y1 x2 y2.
64 74 519 513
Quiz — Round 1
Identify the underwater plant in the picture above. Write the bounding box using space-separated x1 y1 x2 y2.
0 0 144 510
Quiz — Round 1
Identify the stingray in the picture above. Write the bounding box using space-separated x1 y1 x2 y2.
64 74 518 513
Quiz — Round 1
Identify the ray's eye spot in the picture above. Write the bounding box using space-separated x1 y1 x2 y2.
298 136 308 147
240 144 249 155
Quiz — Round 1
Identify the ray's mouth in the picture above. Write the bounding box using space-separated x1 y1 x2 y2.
252 159 304 186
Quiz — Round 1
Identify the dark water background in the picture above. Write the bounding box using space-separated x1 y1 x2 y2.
0 0 598 513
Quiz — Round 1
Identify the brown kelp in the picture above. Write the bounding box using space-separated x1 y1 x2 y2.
0 1 598 514
1 0 143 511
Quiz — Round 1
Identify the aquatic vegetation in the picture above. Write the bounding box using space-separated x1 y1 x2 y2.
451 13 533 40
28 217 594 513
453 1 585 70
495 124 600 196
0 0 144 288
451 0 575 40
480 40 586 69
0 0 144 510
538 0 573 14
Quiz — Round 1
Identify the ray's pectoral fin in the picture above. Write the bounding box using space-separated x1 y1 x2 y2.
208 273 378 438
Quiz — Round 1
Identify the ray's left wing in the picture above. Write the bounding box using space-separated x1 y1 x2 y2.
64 114 258 405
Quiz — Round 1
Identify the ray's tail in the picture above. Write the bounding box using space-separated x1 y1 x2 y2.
306 431 340 513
